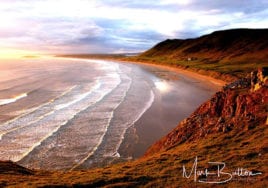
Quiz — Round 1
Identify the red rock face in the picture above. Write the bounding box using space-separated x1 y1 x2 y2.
145 69 268 156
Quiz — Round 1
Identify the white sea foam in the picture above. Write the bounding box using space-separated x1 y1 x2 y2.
0 110 56 140
69 65 155 168
70 74 132 170
0 93 27 106
54 82 101 110
0 58 153 168
0 70 122 162
132 90 154 126
11 118 70 162
0 85 77 140
114 89 155 155
0 85 76 127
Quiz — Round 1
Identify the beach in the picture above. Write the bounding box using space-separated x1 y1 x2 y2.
0 57 221 170
118 62 223 159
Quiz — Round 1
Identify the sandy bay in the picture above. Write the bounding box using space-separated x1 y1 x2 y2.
0 56 222 169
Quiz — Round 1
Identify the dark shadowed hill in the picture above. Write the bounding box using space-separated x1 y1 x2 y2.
142 29 268 59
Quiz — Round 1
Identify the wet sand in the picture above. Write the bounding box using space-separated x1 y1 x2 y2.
118 62 222 159
114 59 226 86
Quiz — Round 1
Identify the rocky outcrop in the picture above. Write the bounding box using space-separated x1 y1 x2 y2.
145 68 268 155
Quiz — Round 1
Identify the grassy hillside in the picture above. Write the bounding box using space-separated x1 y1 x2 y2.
129 29 268 82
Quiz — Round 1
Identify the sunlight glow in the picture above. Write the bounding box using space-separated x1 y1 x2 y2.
0 49 40 59
155 80 170 93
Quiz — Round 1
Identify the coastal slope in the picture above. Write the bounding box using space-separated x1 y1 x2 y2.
134 29 268 81
0 68 267 187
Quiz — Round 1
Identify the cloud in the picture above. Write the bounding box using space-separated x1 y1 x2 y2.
0 0 267 54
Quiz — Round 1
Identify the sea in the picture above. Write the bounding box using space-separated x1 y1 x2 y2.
0 57 220 170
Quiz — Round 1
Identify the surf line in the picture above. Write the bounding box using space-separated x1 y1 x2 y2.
0 86 77 140
0 93 27 106
16 76 121 163
69 74 132 171
0 82 101 140
0 85 76 128
114 89 155 158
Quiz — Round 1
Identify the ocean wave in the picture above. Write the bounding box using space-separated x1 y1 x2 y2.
68 66 156 168
0 59 156 169
0 93 27 106
0 72 122 162
0 85 77 140
54 82 101 110
0 85 76 125
131 90 154 126
114 89 155 155
70 74 132 170
0 81 103 139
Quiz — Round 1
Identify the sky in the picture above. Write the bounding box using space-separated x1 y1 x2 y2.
0 0 268 56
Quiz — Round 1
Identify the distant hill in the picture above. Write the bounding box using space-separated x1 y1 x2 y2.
142 29 268 59
134 29 268 81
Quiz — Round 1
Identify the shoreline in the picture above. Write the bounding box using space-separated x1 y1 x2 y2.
0 56 224 168
55 55 224 161
57 56 227 158
57 55 227 87
117 59 227 87
113 59 223 159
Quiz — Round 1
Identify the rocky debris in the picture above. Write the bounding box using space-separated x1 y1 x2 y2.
251 67 268 91
223 77 250 90
223 67 268 91
145 68 268 155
